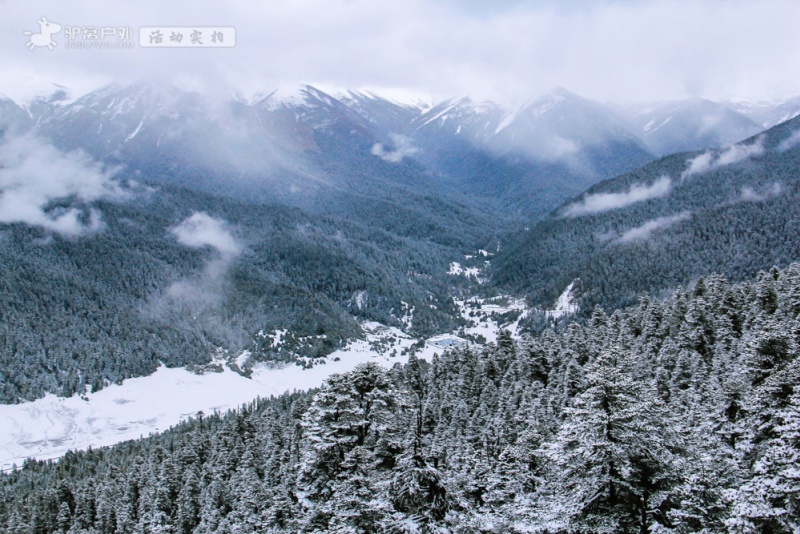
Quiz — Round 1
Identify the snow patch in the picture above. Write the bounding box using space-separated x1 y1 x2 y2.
494 106 522 134
124 119 144 142
455 296 529 343
0 321 471 469
448 262 463 275
234 350 251 369
351 290 367 310
448 262 484 282
545 281 579 319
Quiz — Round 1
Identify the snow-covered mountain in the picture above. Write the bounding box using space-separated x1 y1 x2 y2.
0 94 31 133
622 98 764 156
722 96 800 129
17 83 653 221
492 89 645 155
411 96 505 142
13 82 800 221
337 89 424 141
411 88 650 167
407 88 655 217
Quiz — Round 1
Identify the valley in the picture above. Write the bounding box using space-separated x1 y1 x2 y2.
2 79 800 532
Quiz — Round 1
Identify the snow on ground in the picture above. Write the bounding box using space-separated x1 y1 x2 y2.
0 260 532 469
448 261 463 275
0 322 464 470
455 295 529 343
448 261 482 280
448 250 491 283
545 281 579 319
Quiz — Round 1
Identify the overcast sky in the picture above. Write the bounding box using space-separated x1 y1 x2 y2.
2 0 799 105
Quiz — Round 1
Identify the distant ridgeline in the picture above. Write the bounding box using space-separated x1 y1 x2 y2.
2 264 799 532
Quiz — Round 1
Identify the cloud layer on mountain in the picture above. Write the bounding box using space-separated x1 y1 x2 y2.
681 137 765 179
0 134 121 236
562 176 672 217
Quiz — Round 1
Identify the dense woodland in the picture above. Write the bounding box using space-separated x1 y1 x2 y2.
495 115 800 320
6 87 800 406
0 181 492 403
2 264 798 533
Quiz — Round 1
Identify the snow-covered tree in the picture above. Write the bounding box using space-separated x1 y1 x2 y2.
539 346 678 533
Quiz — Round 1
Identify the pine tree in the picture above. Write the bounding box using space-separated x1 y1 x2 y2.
297 362 401 530
731 371 800 532
539 346 678 533
56 501 72 533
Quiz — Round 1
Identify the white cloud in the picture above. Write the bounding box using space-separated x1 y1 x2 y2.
164 212 243 310
681 137 765 179
170 212 242 259
2 1 800 105
778 129 800 152
681 151 715 178
0 134 121 236
716 138 765 165
562 176 672 217
539 135 580 162
371 133 419 163
739 182 782 202
615 211 691 244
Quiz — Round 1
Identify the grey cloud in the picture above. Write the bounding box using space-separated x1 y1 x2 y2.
615 211 691 244
562 176 672 217
681 137 765 179
533 136 580 163
371 134 419 163
162 253 239 312
164 212 243 310
0 134 122 236
2 1 799 105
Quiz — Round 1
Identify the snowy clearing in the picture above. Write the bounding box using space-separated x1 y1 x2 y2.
0 314 521 469
545 281 579 319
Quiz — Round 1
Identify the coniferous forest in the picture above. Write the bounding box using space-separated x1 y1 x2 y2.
4 34 800 533
2 264 798 533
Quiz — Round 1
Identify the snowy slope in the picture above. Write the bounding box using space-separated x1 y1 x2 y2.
722 96 800 129
0 297 531 468
0 327 409 469
622 99 763 156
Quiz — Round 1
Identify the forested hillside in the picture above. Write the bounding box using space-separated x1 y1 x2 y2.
3 264 798 532
4 83 794 404
0 179 491 403
494 114 800 321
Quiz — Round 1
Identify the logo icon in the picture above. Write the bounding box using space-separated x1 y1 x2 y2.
24 16 62 50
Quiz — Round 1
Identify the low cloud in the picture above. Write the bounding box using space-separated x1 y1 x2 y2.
540 135 580 161
164 212 243 310
739 182 783 203
562 176 672 217
681 137 765 179
170 212 242 259
0 134 122 236
615 211 691 244
371 133 419 163
778 130 800 152
164 265 232 308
